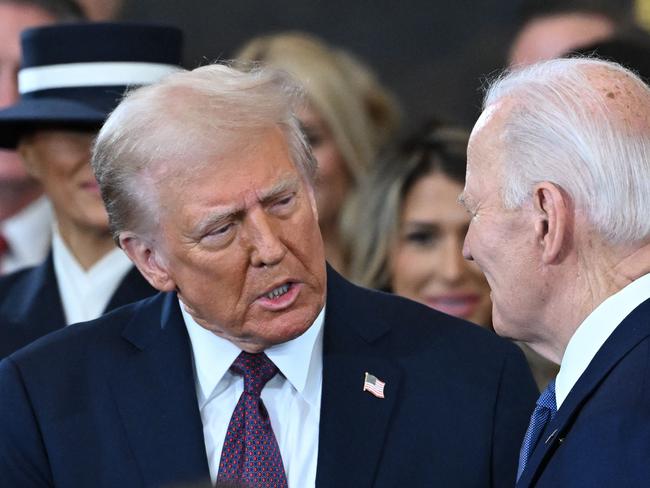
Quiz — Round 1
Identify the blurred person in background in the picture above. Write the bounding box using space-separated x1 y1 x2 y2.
508 0 624 67
75 0 122 19
0 22 182 358
236 32 400 274
571 36 650 83
345 121 557 389
0 0 84 274
345 122 492 327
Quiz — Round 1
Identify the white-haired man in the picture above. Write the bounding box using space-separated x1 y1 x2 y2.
0 63 538 487
461 57 650 487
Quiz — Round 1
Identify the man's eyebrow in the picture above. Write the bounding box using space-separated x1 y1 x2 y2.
457 191 477 211
192 176 302 235
457 192 468 208
259 175 301 203
194 206 241 235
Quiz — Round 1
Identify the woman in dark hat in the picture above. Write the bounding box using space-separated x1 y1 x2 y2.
0 21 183 358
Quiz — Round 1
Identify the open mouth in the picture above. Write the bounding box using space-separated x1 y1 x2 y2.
257 282 300 311
264 283 291 300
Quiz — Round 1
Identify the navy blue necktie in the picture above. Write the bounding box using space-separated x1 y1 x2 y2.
517 379 557 481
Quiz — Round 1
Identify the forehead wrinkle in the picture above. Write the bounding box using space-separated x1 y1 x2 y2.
258 174 301 201
194 173 302 231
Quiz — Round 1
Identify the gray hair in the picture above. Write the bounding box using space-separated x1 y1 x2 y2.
91 63 316 242
484 57 650 244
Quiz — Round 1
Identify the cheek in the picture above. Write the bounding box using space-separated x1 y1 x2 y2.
39 165 71 197
466 260 490 288
389 246 432 296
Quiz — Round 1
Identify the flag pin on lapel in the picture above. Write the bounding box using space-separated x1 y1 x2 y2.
363 372 386 398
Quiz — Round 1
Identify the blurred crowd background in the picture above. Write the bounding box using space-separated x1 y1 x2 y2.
108 0 640 129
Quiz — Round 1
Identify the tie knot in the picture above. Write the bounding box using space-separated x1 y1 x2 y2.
537 379 557 413
230 351 278 396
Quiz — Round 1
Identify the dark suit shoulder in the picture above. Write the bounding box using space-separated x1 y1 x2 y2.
331 274 522 360
0 265 39 310
7 292 164 372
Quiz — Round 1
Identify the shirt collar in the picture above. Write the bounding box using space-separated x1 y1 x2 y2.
182 300 325 409
52 229 132 283
1 196 52 268
556 273 650 408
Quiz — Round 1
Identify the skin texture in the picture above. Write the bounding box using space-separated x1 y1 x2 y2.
389 172 492 327
509 13 615 67
462 64 650 363
297 104 351 271
122 128 327 353
0 3 55 220
18 129 114 268
461 102 556 355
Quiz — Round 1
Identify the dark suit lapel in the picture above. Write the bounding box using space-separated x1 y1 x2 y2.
12 254 66 334
108 292 211 486
518 298 650 487
316 267 402 488
103 265 155 313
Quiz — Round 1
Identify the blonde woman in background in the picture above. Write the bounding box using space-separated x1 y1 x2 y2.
236 32 400 273
345 121 557 389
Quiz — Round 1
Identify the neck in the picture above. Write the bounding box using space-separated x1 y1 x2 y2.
0 180 43 221
56 219 116 271
533 238 650 364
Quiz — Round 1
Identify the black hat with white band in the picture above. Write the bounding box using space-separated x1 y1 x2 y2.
0 22 183 148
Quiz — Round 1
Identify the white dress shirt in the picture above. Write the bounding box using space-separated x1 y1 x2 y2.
52 231 134 325
182 301 324 487
556 273 650 408
0 196 52 274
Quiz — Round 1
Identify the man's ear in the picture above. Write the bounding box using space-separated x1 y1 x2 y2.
119 232 176 292
532 182 571 265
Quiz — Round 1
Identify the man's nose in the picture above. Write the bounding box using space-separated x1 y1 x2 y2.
441 237 466 282
246 210 287 268
462 232 474 261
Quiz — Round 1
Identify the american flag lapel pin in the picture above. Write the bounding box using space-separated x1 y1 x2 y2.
363 372 386 399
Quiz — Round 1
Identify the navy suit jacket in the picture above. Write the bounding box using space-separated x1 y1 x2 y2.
517 297 650 487
0 252 155 358
0 266 537 487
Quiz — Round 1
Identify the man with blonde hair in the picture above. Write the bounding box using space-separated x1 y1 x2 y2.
0 62 538 487
462 57 650 486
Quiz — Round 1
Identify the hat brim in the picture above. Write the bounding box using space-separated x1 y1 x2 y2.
0 98 107 148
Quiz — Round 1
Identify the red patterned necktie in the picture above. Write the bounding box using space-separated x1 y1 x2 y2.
217 351 288 488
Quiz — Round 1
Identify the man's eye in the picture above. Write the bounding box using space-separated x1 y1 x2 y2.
209 223 233 237
277 195 294 206
272 194 296 212
303 129 323 148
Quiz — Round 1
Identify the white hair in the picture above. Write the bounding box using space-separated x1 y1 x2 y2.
91 63 316 242
484 57 650 244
